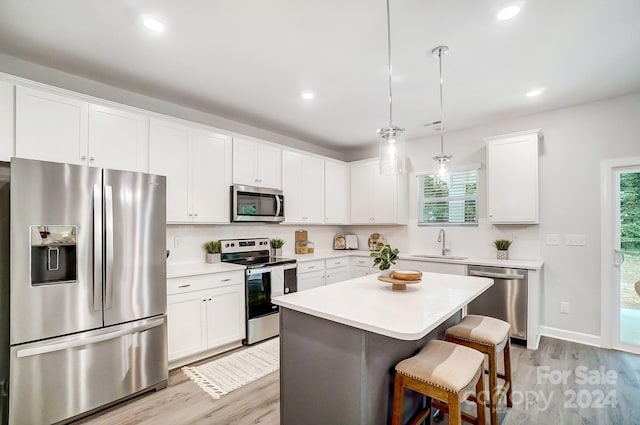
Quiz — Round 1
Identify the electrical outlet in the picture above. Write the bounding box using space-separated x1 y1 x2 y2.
546 234 560 245
560 301 570 314
566 234 586 246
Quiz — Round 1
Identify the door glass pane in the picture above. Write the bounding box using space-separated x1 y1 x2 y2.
247 272 277 319
619 171 640 345
236 192 277 217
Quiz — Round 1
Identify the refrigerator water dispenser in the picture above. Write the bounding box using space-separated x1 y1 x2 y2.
30 225 78 285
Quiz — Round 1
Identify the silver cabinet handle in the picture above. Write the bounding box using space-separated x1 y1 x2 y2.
17 318 165 358
468 270 525 280
308 265 316 269
194 213 198 217
81 155 87 160
178 284 191 288
89 157 95 162
104 185 114 309
220 278 232 282
93 184 103 311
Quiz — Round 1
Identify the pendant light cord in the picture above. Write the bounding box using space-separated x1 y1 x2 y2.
386 0 394 127
438 48 445 155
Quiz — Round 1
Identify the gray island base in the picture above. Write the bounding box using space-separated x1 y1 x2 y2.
272 273 493 425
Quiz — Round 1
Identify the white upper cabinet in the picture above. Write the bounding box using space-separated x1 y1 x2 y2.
0 81 14 162
15 86 149 171
325 160 349 224
150 118 231 224
486 129 540 224
350 159 407 224
282 150 325 224
16 86 88 165
88 104 148 172
232 137 281 189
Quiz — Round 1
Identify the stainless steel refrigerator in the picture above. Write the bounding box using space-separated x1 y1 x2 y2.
3 158 168 425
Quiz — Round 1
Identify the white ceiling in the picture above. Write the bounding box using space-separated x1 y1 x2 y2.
1 0 639 151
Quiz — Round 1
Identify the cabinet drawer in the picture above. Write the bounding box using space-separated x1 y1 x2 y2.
167 271 244 295
297 259 325 274
352 256 372 267
325 257 348 269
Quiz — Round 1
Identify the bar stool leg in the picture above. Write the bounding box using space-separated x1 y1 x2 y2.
488 349 499 425
504 338 513 408
391 374 405 425
448 393 462 425
476 369 486 425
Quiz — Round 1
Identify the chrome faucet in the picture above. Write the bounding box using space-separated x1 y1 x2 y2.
437 229 450 256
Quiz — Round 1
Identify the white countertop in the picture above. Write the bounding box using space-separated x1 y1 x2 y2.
272 273 493 340
167 262 246 279
285 249 543 270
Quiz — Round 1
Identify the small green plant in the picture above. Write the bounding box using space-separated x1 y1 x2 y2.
270 238 285 249
370 242 399 271
492 239 513 251
203 240 221 254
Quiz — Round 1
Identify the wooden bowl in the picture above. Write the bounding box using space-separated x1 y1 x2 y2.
391 270 423 281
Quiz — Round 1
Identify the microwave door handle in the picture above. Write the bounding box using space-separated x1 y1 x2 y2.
104 185 114 309
275 195 281 217
93 184 103 312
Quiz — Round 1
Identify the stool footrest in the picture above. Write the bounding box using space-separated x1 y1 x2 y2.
432 400 480 425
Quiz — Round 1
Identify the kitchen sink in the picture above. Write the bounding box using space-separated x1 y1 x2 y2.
411 254 468 260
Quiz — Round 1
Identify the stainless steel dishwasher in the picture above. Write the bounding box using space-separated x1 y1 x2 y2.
466 265 528 343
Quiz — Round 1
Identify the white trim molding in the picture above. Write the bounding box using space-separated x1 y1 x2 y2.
539 326 602 348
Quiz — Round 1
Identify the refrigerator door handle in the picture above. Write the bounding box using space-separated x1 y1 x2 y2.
16 317 165 358
104 185 114 309
93 184 103 311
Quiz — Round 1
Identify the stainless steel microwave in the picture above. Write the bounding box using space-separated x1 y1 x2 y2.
231 185 284 222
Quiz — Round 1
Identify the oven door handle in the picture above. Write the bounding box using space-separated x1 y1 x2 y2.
247 267 273 276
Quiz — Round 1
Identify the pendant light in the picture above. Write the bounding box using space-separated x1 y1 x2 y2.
377 0 405 175
432 45 452 183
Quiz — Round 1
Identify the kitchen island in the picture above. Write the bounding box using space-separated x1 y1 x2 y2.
271 272 493 425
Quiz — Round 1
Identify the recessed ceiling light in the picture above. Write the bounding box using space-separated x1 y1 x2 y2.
301 91 315 100
497 5 521 20
526 88 545 97
143 18 165 32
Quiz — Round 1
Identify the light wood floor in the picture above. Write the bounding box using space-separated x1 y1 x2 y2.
77 337 640 425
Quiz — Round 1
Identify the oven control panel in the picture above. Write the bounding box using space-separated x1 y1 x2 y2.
220 238 270 253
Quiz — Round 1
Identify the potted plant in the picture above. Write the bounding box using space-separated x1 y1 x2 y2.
370 242 399 276
270 238 285 257
492 239 512 260
204 240 221 264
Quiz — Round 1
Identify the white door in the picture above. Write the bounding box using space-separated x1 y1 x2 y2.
88 104 149 172
205 286 245 348
167 292 208 361
325 160 349 224
15 86 88 165
301 155 325 223
257 144 282 189
149 119 191 222
190 131 231 223
350 161 374 224
609 166 640 353
232 137 258 186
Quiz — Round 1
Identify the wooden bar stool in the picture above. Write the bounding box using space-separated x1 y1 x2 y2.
391 340 486 425
445 315 513 425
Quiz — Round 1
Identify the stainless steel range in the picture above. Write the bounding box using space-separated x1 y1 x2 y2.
220 238 297 345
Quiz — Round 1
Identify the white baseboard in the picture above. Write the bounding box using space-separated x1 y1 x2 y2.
539 326 602 348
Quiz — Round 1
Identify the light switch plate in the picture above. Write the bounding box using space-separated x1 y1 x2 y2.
546 234 560 245
566 234 586 246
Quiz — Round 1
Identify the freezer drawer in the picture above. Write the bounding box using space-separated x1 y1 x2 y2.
9 316 168 425
466 265 528 341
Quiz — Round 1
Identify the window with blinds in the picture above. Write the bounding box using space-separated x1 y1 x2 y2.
418 168 478 225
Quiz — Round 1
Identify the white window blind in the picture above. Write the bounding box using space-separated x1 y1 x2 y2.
417 168 478 225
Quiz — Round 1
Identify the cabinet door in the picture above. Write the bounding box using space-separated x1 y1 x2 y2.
191 131 231 223
350 161 374 224
486 131 539 223
325 266 350 285
0 81 14 162
297 270 325 291
301 154 325 223
15 86 88 165
232 137 258 186
206 285 245 348
257 144 282 189
167 292 207 361
351 257 373 278
325 160 349 224
149 119 191 222
88 104 149 172
282 150 303 222
370 165 398 223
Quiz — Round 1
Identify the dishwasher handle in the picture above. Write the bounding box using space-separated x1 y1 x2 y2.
468 270 526 280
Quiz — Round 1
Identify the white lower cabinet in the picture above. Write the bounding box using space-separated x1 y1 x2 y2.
167 271 245 365
351 256 374 278
325 257 350 285
297 270 326 291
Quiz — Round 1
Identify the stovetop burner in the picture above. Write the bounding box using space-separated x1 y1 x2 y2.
219 237 296 269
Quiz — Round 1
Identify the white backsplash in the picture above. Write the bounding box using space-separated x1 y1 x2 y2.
166 223 347 265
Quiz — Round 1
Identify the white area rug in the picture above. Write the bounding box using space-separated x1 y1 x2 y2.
182 338 279 399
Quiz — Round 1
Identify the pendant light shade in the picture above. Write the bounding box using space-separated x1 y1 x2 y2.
432 45 452 183
377 0 405 175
